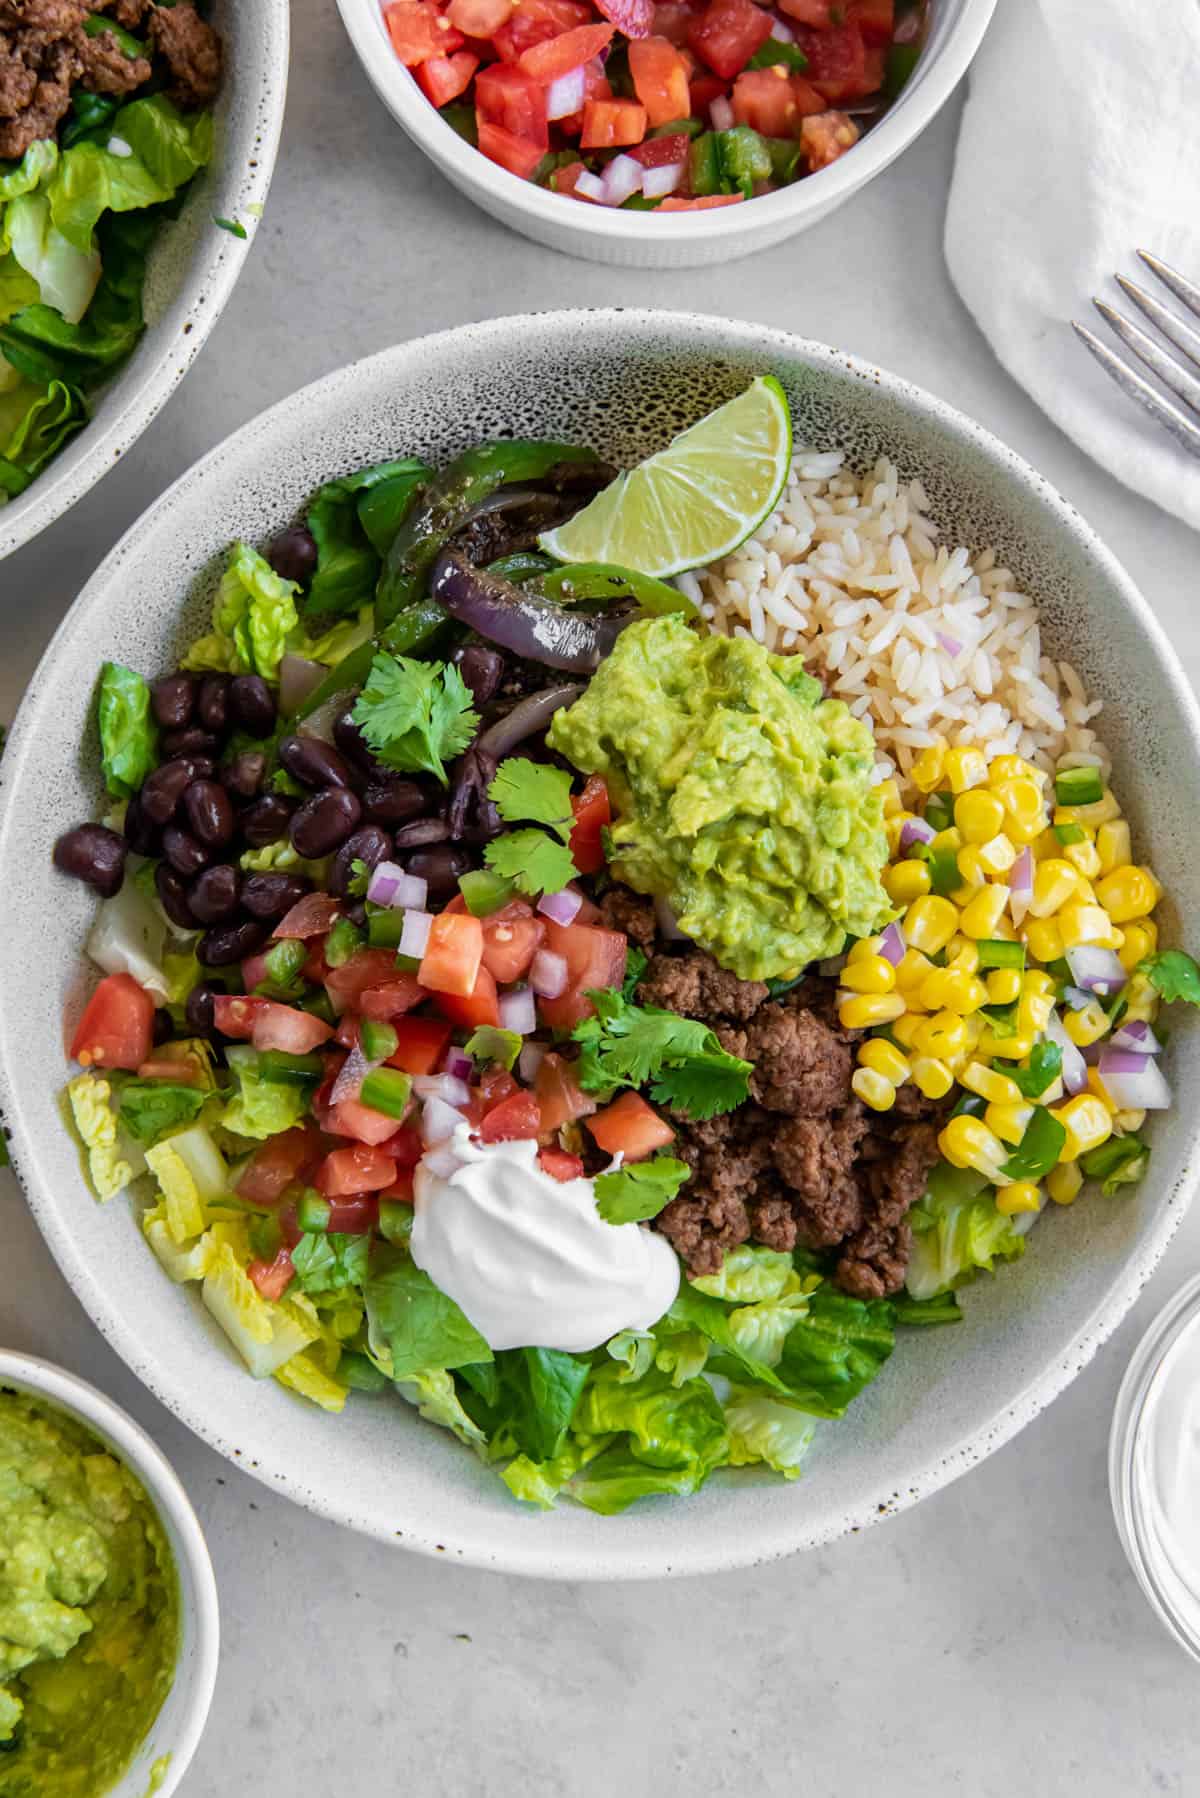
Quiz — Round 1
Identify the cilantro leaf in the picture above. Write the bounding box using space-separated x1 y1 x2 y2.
594 1156 690 1224
1139 950 1200 1007
346 857 372 898
572 989 751 1122
485 829 577 897
290 1231 370 1295
489 759 575 843
621 945 648 1003
650 1055 753 1121
1009 1041 1062 1099
1000 1106 1066 1182
465 1025 523 1071
352 653 478 785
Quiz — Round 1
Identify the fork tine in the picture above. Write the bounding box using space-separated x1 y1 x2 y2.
1071 321 1200 460
1137 250 1200 323
1116 275 1200 377
1093 299 1200 420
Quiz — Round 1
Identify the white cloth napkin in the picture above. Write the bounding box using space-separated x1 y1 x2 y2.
944 0 1200 531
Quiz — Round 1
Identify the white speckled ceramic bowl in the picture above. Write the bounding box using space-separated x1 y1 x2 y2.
0 1350 219 1797
2 311 1198 1581
0 0 289 562
335 0 997 269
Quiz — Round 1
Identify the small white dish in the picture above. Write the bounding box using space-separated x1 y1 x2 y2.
0 1350 219 1798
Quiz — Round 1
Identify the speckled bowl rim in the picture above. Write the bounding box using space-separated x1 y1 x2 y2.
4 310 1200 1581
0 1349 219 1795
0 0 290 562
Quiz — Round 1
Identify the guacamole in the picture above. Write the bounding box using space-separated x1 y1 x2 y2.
549 615 892 981
0 1389 178 1798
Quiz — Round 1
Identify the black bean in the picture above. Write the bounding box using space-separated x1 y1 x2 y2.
332 709 383 776
278 734 354 791
152 1007 175 1046
162 825 211 877
240 793 293 848
393 817 450 849
362 776 429 826
199 918 270 967
330 825 393 896
53 824 126 897
406 844 471 898
156 862 196 930
290 786 361 858
452 644 505 706
183 779 234 849
141 757 198 825
229 674 276 736
150 673 196 730
343 900 367 929
123 794 159 857
185 982 219 1033
241 871 312 921
220 751 266 800
161 726 222 759
188 863 241 924
197 674 231 734
266 525 318 585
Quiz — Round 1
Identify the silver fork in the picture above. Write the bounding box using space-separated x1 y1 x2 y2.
1072 252 1200 460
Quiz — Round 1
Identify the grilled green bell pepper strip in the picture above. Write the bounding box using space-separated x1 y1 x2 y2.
542 562 696 617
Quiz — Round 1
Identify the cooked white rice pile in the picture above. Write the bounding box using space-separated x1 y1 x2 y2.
685 449 1110 798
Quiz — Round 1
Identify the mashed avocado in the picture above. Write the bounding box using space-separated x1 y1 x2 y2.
549 615 892 981
0 1389 178 1798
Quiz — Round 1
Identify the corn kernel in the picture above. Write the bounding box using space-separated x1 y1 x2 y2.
1122 972 1159 1024
841 954 897 995
1118 923 1155 972
915 1010 968 1059
1115 1107 1146 1133
961 1060 1022 1104
1095 865 1157 924
847 937 879 964
978 833 1017 877
931 827 963 856
885 816 908 856
945 746 988 793
989 754 1040 785
904 895 959 955
995 777 1047 842
877 778 902 818
1022 969 1055 998
996 1181 1042 1216
1047 1161 1083 1205
1062 999 1109 1046
1051 1093 1113 1160
859 1038 911 1085
911 1055 954 1099
1087 1068 1120 1114
852 1067 896 1112
945 971 988 1014
986 1100 1035 1146
1064 837 1102 879
892 1013 925 1050
883 859 931 904
911 742 947 794
1096 819 1132 875
939 1115 1008 1179
1024 915 1064 964
955 788 1005 842
839 993 907 1030
1058 901 1118 949
977 1030 1036 1061
947 941 982 976
986 967 1022 1005
895 947 934 990
955 846 987 891
960 884 1010 939
1030 858 1080 919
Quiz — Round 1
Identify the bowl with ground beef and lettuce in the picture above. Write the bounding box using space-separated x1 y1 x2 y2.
0 0 288 560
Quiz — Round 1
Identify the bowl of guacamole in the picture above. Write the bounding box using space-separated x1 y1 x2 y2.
0 1352 218 1798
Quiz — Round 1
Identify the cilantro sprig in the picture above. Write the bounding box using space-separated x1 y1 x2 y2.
572 988 751 1122
1138 950 1200 1007
352 652 478 785
594 1156 690 1225
484 757 579 897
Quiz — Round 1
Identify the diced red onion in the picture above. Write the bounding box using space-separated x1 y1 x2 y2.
937 632 963 658
574 170 607 203
769 15 794 38
546 64 587 119
900 816 935 852
538 887 583 926
367 861 427 910
878 921 906 966
421 1096 465 1144
1009 846 1033 924
1045 1009 1087 1096
279 654 327 715
499 987 538 1036
399 909 432 959
655 894 687 941
414 1073 472 1107
710 94 734 129
330 1044 372 1106
602 153 643 206
641 162 683 200
1066 944 1127 996
421 1142 461 1179
440 1048 474 1082
1097 1047 1171 1111
518 1041 547 1083
1112 1018 1163 1056
530 948 568 999
1062 985 1093 1011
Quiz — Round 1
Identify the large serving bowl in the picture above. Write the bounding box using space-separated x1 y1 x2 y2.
336 0 997 269
2 310 1198 1581
0 0 290 562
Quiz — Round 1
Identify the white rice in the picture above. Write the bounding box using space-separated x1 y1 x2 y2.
694 449 1110 799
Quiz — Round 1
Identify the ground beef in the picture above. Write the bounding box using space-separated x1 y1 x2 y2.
146 0 219 108
836 1220 914 1301
597 884 657 951
655 1111 767 1275
745 1002 853 1115
76 23 149 94
94 0 153 27
637 946 768 1025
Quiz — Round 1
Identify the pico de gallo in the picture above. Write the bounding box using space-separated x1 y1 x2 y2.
382 0 929 208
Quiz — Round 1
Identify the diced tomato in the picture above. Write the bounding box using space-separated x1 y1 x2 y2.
495 0 591 51
628 36 691 126
479 1090 543 1141
70 973 155 1072
551 158 590 194
687 0 772 80
334 1015 361 1050
565 774 612 875
793 20 867 98
534 1051 597 1135
592 0 654 36
688 70 726 114
380 1124 424 1170
302 942 330 986
586 1090 675 1159
212 994 266 1039
435 963 501 1030
776 0 834 21
479 119 544 176
538 1147 585 1181
136 1056 202 1085
630 131 691 167
419 911 484 997
326 1195 380 1234
240 951 270 992
518 20 613 79
387 1016 454 1075
248 1248 294 1302
272 893 342 939
327 1093 406 1146
861 43 884 89
848 0 893 46
380 1170 415 1203
447 0 512 32
213 997 333 1054
481 900 544 984
536 920 627 1031
580 97 648 147
324 949 409 1016
732 64 823 133
358 974 429 1020
652 1 693 44
800 107 858 167
417 47 480 103
479 1066 520 1111
659 192 744 207
475 60 549 145
236 1125 322 1205
314 1144 398 1198
384 0 464 64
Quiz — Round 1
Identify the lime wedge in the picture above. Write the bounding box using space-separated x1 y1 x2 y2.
538 376 793 578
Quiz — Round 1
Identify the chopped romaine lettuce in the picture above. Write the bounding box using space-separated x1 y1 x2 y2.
363 1246 492 1380
723 1390 817 1479
395 1368 489 1455
66 1072 143 1201
906 1162 1026 1302
221 1046 311 1141
201 1244 318 1379
96 660 157 799
691 1243 796 1302
274 1349 349 1412
182 542 300 681
86 876 171 997
144 1124 227 1242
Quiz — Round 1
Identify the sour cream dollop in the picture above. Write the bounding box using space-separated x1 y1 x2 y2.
410 1127 680 1352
